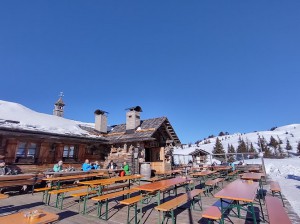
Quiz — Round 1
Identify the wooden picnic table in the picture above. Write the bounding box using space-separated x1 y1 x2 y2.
191 170 217 185
156 169 182 177
214 166 232 171
214 179 263 224
79 174 143 194
0 209 59 224
97 168 124 177
0 174 44 192
42 172 104 189
0 173 41 181
133 177 191 205
241 172 263 181
80 174 142 186
248 167 261 172
191 170 217 176
44 169 101 176
43 172 104 181
241 172 264 195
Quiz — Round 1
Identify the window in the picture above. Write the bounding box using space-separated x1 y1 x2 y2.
63 145 75 158
16 142 37 159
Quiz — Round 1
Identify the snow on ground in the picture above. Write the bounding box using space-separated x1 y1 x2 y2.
0 100 98 137
244 157 300 218
264 158 300 218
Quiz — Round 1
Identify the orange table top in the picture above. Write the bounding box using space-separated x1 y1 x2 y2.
214 179 259 202
192 170 216 177
0 209 59 224
0 174 43 181
241 173 263 181
79 174 143 186
44 169 102 176
42 172 104 182
248 167 261 172
0 194 9 199
133 177 190 192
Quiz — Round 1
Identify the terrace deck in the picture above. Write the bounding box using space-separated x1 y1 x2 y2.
0 178 299 224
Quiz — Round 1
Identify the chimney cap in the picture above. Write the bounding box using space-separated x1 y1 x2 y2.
94 109 109 115
126 106 143 112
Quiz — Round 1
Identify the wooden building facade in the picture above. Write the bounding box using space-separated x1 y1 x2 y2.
0 102 181 174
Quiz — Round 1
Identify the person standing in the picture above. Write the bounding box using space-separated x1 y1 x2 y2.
82 159 92 171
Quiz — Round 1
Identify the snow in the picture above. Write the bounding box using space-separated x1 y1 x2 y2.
264 158 300 218
174 124 300 155
240 157 300 218
174 124 300 218
0 100 99 137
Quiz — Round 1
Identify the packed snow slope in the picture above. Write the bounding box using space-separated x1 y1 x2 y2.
174 124 300 155
242 158 300 219
0 100 97 137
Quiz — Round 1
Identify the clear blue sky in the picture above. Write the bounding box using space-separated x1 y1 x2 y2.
0 1 300 143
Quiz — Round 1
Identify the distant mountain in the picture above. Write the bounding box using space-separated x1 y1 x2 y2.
174 124 300 157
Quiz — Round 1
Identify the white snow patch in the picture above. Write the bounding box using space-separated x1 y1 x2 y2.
0 100 100 137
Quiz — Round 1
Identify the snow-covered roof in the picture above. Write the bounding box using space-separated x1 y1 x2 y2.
0 100 101 138
0 100 180 144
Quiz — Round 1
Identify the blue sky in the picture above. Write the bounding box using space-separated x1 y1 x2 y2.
0 1 300 143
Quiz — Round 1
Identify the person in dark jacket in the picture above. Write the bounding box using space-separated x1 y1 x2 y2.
106 160 117 169
0 160 11 176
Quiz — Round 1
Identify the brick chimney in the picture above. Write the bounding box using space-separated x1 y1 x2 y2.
126 106 142 131
94 109 108 133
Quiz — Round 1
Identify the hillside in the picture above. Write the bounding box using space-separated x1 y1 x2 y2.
174 124 300 156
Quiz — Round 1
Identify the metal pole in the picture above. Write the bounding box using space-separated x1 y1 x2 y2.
261 157 267 176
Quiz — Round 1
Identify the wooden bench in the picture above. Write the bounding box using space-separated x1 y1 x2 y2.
34 187 52 203
48 186 88 209
71 183 130 214
155 189 204 224
270 181 284 206
0 193 9 199
265 196 291 224
92 189 139 220
202 206 222 224
0 174 43 194
227 170 238 181
204 178 224 196
119 195 144 224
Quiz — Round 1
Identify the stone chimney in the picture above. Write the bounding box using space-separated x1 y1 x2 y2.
126 106 142 131
94 109 108 133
